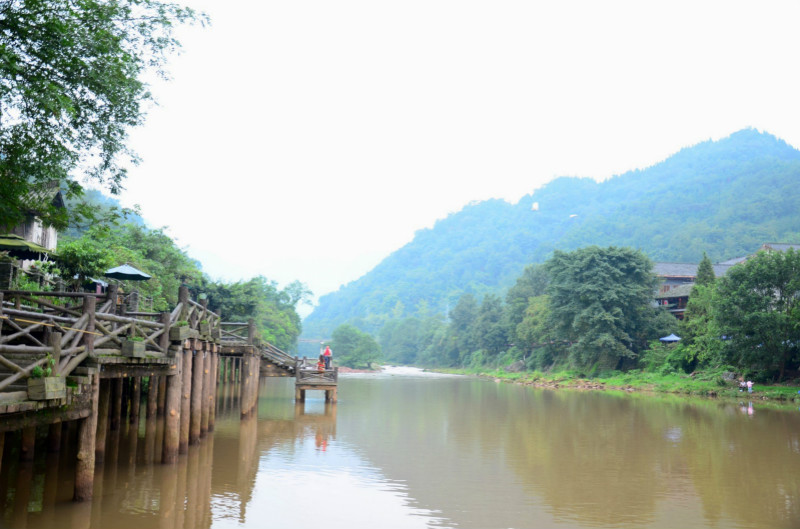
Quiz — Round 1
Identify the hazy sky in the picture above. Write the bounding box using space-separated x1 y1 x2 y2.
116 0 800 309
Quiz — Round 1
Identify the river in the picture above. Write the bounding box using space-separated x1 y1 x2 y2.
1 367 798 529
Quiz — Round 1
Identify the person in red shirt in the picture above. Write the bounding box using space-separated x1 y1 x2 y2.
323 345 332 369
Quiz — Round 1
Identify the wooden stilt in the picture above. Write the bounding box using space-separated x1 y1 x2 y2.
21 426 35 461
121 377 130 421
208 351 218 432
157 375 167 416
130 377 141 425
96 379 111 463
47 422 62 453
74 371 100 501
200 349 210 435
162 351 182 464
111 378 123 431
179 347 192 454
147 376 158 421
190 350 203 445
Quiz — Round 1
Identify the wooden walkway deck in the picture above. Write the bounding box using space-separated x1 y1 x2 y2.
0 284 307 501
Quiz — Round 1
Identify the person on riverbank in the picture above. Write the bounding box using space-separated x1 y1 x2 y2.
323 345 332 369
746 380 753 393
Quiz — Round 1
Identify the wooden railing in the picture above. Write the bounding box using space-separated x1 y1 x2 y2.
295 365 338 385
0 285 225 395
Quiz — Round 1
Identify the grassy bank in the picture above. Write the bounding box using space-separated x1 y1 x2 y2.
433 367 800 404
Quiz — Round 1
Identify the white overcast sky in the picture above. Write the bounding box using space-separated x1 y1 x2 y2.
116 0 800 311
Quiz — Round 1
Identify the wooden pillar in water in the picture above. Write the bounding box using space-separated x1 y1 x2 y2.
74 371 100 501
190 349 203 445
111 378 123 431
96 379 111 462
157 376 167 417
240 355 250 417
200 346 210 436
162 349 182 464
208 350 218 431
21 427 36 461
48 422 62 453
130 377 141 426
121 377 130 421
147 376 158 421
179 347 192 454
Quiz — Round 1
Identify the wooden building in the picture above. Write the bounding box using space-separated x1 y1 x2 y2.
5 182 65 252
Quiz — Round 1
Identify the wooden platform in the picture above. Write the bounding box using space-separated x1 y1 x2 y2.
295 367 338 402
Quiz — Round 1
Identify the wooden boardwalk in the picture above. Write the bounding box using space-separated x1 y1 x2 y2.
0 284 309 501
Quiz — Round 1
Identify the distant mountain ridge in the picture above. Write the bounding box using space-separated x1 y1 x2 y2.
303 129 800 338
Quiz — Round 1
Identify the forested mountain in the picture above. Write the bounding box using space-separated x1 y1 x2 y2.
303 129 800 338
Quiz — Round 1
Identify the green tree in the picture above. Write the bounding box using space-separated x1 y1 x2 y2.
0 0 205 230
680 284 724 369
448 293 478 365
332 324 382 368
715 249 800 380
56 234 115 285
471 294 507 360
546 246 659 371
696 252 716 286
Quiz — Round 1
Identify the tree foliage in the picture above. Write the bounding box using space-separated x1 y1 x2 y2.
0 0 205 230
715 249 800 380
546 246 659 370
332 324 382 368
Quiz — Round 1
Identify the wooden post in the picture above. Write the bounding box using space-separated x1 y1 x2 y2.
83 295 96 357
111 378 123 431
157 375 167 417
240 355 250 416
50 331 62 376
0 292 4 343
178 285 190 321
247 318 255 345
147 376 158 421
21 426 36 461
162 353 182 464
252 354 260 412
96 379 111 463
107 284 119 315
130 377 141 426
74 371 100 501
48 422 62 453
159 312 171 355
190 350 203 445
200 348 210 435
179 347 192 454
121 377 130 422
208 351 218 431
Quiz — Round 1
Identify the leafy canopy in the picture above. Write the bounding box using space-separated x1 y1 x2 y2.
545 246 659 370
0 0 206 230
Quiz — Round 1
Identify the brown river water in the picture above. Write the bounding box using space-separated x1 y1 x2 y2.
1 367 798 529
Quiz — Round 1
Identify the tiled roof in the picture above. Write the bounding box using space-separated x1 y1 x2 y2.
653 262 733 278
761 243 800 253
655 283 694 299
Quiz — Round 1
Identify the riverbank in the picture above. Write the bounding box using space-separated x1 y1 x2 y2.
432 367 800 404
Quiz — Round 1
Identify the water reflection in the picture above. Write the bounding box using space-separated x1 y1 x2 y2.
0 372 798 529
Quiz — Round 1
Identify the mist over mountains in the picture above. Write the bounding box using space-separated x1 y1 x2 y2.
303 129 800 339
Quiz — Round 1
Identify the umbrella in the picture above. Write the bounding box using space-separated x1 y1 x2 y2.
0 233 54 260
659 333 681 343
104 264 152 281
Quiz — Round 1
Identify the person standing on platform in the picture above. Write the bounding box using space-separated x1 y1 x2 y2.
323 345 332 369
